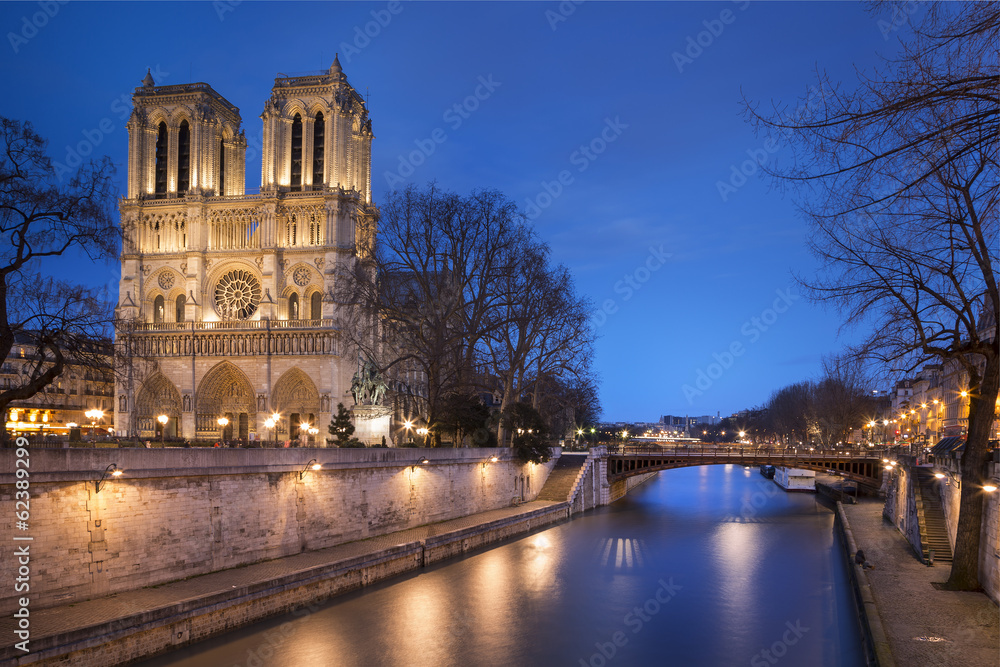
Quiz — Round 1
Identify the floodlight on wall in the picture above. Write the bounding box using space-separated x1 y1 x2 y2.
96 463 123 493
412 457 429 473
300 458 321 479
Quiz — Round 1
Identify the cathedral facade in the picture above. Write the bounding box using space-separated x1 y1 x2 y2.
115 58 376 443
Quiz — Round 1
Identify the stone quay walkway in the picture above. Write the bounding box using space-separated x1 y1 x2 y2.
0 500 564 662
843 499 999 666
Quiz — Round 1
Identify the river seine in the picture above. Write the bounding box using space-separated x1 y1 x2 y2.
140 463 864 667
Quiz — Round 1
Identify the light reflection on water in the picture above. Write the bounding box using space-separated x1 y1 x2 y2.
138 465 864 667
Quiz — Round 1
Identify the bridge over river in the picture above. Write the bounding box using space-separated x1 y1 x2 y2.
605 444 888 488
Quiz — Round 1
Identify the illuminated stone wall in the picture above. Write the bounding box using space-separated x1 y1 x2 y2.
0 447 556 614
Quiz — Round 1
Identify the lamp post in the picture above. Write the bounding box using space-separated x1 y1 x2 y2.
404 420 414 445
264 418 274 445
217 416 229 444
85 409 104 442
157 415 168 447
299 421 310 446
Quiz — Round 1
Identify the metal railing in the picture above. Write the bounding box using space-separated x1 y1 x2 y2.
605 443 889 460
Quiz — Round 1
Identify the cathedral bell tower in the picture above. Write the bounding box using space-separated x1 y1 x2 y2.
115 61 377 444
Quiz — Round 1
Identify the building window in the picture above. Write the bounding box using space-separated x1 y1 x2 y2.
289 293 299 320
310 292 322 320
154 122 168 198
218 139 226 196
153 295 164 323
176 294 186 323
309 214 321 245
312 112 324 187
290 114 302 191
177 120 190 195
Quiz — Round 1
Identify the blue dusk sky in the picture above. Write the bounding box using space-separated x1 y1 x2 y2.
0 1 915 421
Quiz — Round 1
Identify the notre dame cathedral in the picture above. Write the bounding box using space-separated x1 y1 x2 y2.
114 57 376 443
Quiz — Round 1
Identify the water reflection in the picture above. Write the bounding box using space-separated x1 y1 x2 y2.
139 465 864 667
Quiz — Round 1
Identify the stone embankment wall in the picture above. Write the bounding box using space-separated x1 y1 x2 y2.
934 458 999 604
883 458 999 605
0 447 555 614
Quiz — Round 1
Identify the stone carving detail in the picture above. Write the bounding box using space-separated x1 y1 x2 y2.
257 394 267 410
320 393 330 412
183 394 191 411
293 266 311 286
314 257 325 270
180 262 188 274
142 265 151 276
158 272 175 289
255 256 264 269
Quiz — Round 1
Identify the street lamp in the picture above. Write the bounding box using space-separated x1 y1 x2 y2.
404 420 414 444
217 416 229 443
264 417 275 444
85 409 104 441
157 415 168 446
299 422 310 446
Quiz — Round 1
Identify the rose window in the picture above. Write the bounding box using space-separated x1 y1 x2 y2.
293 266 311 286
214 269 261 320
158 272 175 289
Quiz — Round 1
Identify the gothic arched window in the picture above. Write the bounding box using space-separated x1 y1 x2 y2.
153 295 164 323
289 293 299 320
177 120 191 195
154 122 168 198
290 114 303 191
176 294 186 323
310 292 322 320
312 112 325 187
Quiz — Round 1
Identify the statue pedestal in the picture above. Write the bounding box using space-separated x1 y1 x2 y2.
350 405 393 446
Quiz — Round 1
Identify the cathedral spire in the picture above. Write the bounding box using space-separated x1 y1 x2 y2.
329 54 342 75
142 68 155 88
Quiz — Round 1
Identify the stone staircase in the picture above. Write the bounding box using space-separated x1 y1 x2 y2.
537 453 589 502
914 467 953 564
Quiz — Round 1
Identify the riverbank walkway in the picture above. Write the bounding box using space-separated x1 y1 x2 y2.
843 499 999 666
0 499 564 663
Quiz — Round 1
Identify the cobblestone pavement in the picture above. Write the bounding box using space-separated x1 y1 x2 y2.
0 500 564 647
843 499 999 666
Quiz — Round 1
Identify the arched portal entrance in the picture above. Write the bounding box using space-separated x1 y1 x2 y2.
196 362 256 441
134 373 182 439
271 367 320 441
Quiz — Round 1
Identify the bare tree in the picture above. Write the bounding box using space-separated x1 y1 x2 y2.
336 185 528 446
0 117 118 443
746 4 998 589
812 355 876 447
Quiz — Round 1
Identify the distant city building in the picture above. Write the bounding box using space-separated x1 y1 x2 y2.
2 334 114 438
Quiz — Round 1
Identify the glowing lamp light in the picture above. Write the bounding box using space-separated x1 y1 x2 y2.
934 473 945 479
983 484 998 493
